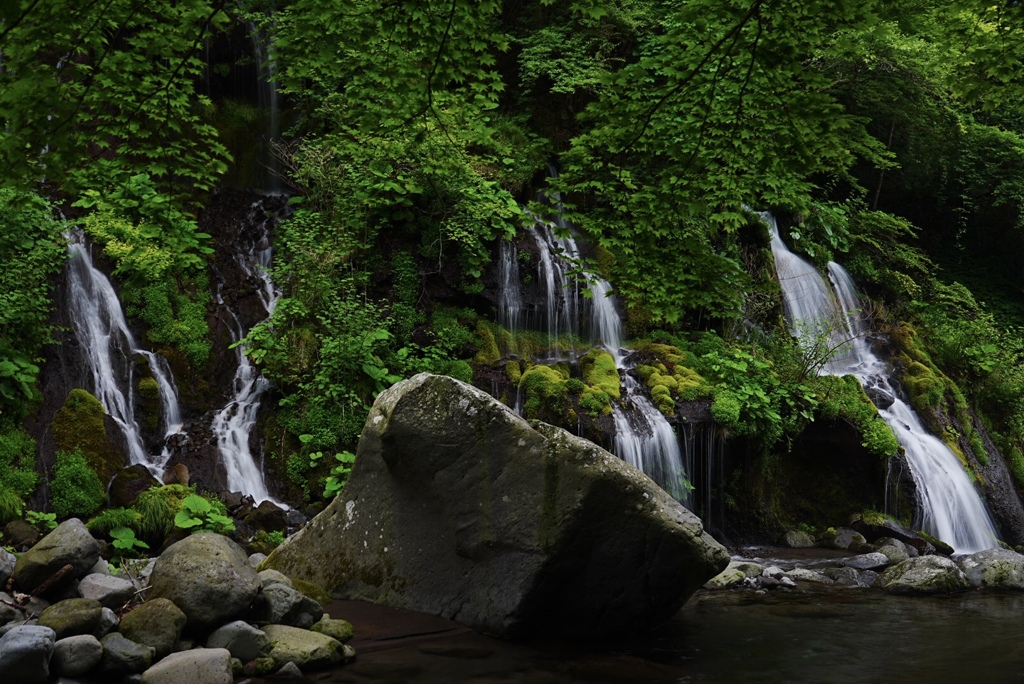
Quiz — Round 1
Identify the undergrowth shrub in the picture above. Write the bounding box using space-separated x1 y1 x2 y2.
50 448 106 520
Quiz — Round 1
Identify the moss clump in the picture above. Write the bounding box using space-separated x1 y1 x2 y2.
817 375 899 458
520 365 569 421
578 387 611 417
711 391 742 429
580 349 620 400
51 389 123 485
474 321 500 365
903 361 944 411
137 376 160 434
50 448 107 520
291 577 332 606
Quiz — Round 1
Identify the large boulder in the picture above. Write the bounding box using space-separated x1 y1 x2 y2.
140 647 233 684
147 533 261 631
0 625 56 684
262 624 344 671
12 519 100 594
879 555 971 594
37 598 103 639
118 598 187 659
264 373 729 638
958 548 1024 589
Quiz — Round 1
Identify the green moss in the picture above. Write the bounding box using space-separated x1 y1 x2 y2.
675 366 711 400
474 321 501 365
51 389 122 485
519 365 569 421
711 391 742 429
137 376 159 402
817 376 899 458
578 387 611 417
291 577 333 606
137 376 160 434
131 484 194 546
50 448 106 520
506 360 522 386
580 349 620 400
87 507 144 537
903 361 944 411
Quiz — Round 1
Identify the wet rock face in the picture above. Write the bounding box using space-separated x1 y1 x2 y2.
265 373 729 639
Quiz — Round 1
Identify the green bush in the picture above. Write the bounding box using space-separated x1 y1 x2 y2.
87 507 144 538
50 448 106 520
0 486 24 526
0 421 39 499
131 484 194 545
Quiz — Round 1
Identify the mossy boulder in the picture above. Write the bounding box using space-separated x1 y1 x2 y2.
310 617 353 643
958 548 1024 589
37 599 103 639
108 465 161 509
264 373 729 639
262 624 344 671
879 556 970 594
13 518 101 594
119 598 186 659
903 361 944 411
51 389 124 486
580 349 620 400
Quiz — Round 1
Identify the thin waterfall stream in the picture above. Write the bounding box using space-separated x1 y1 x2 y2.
210 201 280 503
766 213 998 552
66 231 183 475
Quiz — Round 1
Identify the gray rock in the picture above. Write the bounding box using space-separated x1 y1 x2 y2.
274 661 305 678
86 559 110 576
732 561 765 578
140 647 233 684
785 568 834 584
841 552 890 571
52 634 104 677
206 620 270 661
37 598 103 639
250 583 323 629
148 534 261 631
78 573 136 610
780 530 815 548
0 591 24 625
94 607 118 638
824 567 862 586
761 566 785 579
310 617 354 643
12 519 101 594
0 624 57 684
99 632 155 675
824 527 869 551
118 598 187 660
703 566 744 589
859 570 880 588
0 548 16 586
248 553 267 570
263 624 343 670
257 569 293 588
876 543 910 565
263 373 729 638
880 556 971 594
958 548 1024 589
779 576 797 588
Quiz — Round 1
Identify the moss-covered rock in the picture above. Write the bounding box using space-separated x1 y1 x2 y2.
473 322 500 365
51 389 124 486
580 349 620 400
118 598 186 659
879 556 970 594
37 598 103 639
903 361 944 411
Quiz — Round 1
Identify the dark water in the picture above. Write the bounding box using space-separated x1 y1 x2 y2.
273 590 1024 684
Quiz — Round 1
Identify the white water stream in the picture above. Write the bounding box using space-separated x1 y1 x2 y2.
766 213 998 552
66 232 183 475
210 202 280 503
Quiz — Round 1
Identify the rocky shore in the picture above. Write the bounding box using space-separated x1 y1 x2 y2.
0 521 354 683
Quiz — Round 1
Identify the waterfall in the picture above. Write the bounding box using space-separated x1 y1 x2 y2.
681 421 723 530
65 232 182 474
210 202 280 503
497 238 523 345
766 213 998 552
517 208 691 505
248 18 281 194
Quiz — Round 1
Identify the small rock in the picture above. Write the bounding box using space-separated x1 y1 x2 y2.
823 527 869 552
703 567 745 590
0 548 16 585
247 553 267 570
12 519 100 594
958 548 1024 589
94 607 118 638
263 624 344 670
875 543 909 565
761 577 780 589
4 519 39 550
779 577 797 589
37 598 103 639
780 530 815 548
274 661 305 678
99 632 155 675
108 465 160 509
140 647 233 684
880 556 970 594
784 568 833 584
87 558 111 576
250 583 323 629
241 656 277 676
78 573 136 610
823 567 862 586
286 510 306 529
257 569 293 588
859 570 880 588
732 561 765 578
841 552 890 571
206 620 270 661
310 617 354 643
0 591 24 625
0 624 57 684
51 634 104 677
761 566 785 579
119 598 187 660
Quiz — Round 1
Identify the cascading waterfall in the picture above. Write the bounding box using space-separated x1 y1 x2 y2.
210 202 280 503
766 213 998 552
681 421 723 528
66 232 182 473
513 210 691 504
497 238 523 344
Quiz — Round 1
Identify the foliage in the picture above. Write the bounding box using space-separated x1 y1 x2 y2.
0 190 65 416
50 449 107 520
121 275 212 368
0 1 230 197
109 527 151 561
0 420 40 501
131 484 196 546
173 493 236 534
26 510 58 532
322 451 357 499
87 508 144 538
0 487 24 526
